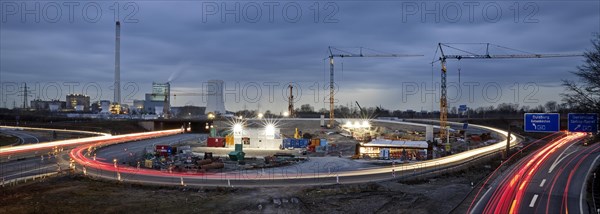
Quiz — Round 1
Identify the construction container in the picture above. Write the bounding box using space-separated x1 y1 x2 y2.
155 145 172 157
207 137 225 147
298 139 309 148
282 138 309 149
225 134 234 147
315 146 326 153
320 139 328 146
310 138 320 147
282 138 292 148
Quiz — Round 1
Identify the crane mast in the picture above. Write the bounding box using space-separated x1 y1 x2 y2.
436 43 583 145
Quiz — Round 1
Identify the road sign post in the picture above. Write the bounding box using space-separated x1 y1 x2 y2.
524 113 560 132
568 113 598 133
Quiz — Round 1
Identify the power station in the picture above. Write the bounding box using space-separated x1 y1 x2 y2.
206 80 226 114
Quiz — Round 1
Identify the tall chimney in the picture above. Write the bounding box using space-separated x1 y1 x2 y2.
114 21 121 104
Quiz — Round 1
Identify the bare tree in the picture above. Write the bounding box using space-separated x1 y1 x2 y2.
562 36 600 113
544 101 558 113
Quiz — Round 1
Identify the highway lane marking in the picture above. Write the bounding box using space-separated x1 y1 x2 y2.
7 130 40 144
540 179 546 187
529 194 539 207
581 152 600 214
548 142 578 173
20 131 40 144
2 130 26 145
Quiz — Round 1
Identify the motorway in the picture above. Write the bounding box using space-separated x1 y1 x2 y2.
470 132 600 214
69 119 519 187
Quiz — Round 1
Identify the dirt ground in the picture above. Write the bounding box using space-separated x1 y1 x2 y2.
0 163 491 214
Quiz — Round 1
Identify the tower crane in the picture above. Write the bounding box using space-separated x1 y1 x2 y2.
327 46 422 128
434 43 583 143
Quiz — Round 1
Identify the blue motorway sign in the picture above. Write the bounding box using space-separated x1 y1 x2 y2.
568 113 598 133
524 113 560 132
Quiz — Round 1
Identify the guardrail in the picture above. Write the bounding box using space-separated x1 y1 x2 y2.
1 172 58 188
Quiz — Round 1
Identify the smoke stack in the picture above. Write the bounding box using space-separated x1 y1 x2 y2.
114 21 121 104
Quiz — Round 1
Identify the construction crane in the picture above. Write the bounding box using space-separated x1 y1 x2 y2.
288 84 294 117
327 46 422 128
355 101 365 116
434 43 583 143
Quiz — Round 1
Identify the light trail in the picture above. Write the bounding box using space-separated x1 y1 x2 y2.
1 129 181 156
69 120 521 186
0 125 110 136
479 132 587 214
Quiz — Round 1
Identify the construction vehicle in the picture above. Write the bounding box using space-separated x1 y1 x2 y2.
355 101 365 117
294 128 301 139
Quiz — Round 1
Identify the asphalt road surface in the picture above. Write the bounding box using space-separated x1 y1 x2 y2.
471 133 600 214
0 129 42 145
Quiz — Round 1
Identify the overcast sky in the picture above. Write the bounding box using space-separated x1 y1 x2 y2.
1 1 598 112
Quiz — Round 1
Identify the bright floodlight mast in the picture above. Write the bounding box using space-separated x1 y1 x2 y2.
265 124 275 140
434 43 583 144
327 47 422 128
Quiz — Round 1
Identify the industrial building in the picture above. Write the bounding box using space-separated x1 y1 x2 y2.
132 100 145 114
99 100 111 114
49 100 66 112
205 80 226 114
66 94 90 111
30 99 49 111
133 82 171 116
29 99 66 112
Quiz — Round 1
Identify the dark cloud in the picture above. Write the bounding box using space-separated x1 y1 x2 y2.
1 0 598 111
